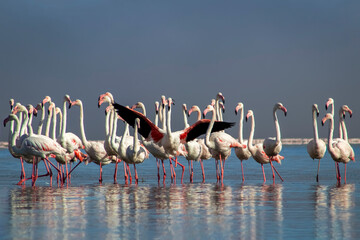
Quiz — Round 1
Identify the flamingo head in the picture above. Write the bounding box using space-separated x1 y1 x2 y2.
341 105 352 119
9 99 14 111
245 110 253 122
98 95 112 108
235 102 244 115
182 103 187 114
42 96 51 108
167 98 175 110
219 102 225 113
70 99 82 108
154 101 159 114
203 105 215 118
26 104 37 117
322 113 333 126
161 95 167 107
35 103 42 112
216 92 225 104
274 102 287 116
55 107 62 116
312 104 319 117
12 104 27 115
188 105 200 117
210 99 216 107
48 102 55 115
325 98 334 111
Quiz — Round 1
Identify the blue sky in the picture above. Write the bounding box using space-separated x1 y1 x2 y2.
1 1 360 141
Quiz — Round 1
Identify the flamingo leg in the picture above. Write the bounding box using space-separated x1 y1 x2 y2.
123 161 128 183
344 163 347 184
188 161 192 182
272 164 284 182
261 163 266 183
316 159 321 182
99 162 103 183
134 164 138 184
113 159 119 183
65 161 82 180
127 163 132 184
156 159 160 182
215 159 219 181
219 155 224 182
161 160 166 180
20 157 25 181
335 162 341 182
269 160 276 183
171 158 185 184
200 159 205 183
241 160 245 182
169 159 176 182
191 160 194 182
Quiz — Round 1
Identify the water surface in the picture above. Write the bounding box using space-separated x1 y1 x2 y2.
1 146 360 239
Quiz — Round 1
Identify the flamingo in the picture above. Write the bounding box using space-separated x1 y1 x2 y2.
4 114 77 186
113 99 234 183
307 104 326 182
263 102 287 162
203 104 245 182
70 99 115 183
322 113 355 183
234 102 251 182
120 118 149 184
131 101 171 183
185 105 212 182
246 110 284 183
338 105 352 141
325 98 353 181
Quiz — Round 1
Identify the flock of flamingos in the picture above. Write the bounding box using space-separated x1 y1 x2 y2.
3 92 355 186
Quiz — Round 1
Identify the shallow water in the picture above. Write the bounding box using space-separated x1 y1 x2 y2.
1 146 360 239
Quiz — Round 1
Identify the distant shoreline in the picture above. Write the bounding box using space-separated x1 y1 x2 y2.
1 138 360 149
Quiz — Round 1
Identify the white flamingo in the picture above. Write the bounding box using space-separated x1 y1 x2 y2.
338 105 352 141
306 104 326 182
322 113 355 183
263 102 287 162
246 110 283 183
203 104 245 182
234 102 251 182
70 99 115 183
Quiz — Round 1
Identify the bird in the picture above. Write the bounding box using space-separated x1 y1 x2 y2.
184 104 211 183
246 110 284 183
338 105 352 141
322 113 355 183
113 99 234 183
234 102 251 182
203 104 245 182
307 104 326 182
4 114 78 186
263 102 287 162
70 99 115 183
120 118 149 184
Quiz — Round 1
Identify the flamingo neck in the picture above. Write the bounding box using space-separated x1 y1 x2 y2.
20 111 28 137
133 121 140 156
120 122 129 158
312 109 319 142
247 114 256 154
37 106 45 135
238 107 244 143
105 108 111 142
340 118 348 141
183 108 189 129
27 112 34 136
215 99 221 121
166 105 172 136
10 116 21 155
78 102 89 147
45 108 52 137
205 109 216 149
327 116 334 152
61 99 67 139
273 108 281 144
111 110 118 151
51 106 57 140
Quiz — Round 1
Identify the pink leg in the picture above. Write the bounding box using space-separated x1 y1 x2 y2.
20 157 25 181
99 162 103 183
215 159 219 181
161 160 166 180
114 159 119 183
261 164 266 183
191 160 194 182
200 160 205 183
272 164 284 182
219 155 224 182
241 160 245 182
169 159 175 182
269 160 276 183
335 162 341 182
171 158 185 184
344 163 347 184
123 161 128 183
66 161 82 180
127 163 132 184
188 161 192 182
134 164 138 184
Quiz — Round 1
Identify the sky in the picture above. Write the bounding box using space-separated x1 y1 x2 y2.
1 0 360 142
